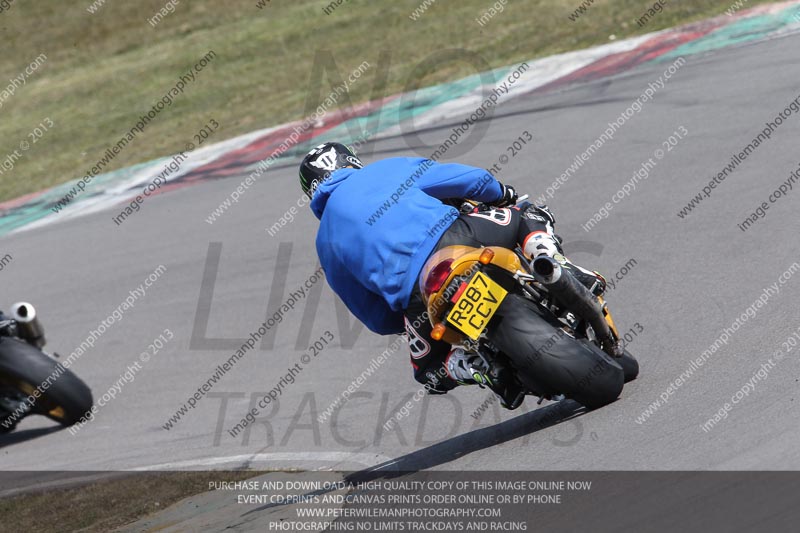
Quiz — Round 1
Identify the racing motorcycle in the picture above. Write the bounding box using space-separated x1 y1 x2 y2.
420 198 639 409
0 303 93 433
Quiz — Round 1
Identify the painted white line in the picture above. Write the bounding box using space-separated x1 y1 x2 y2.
0 453 391 498
0 472 127 499
131 452 392 471
8 124 284 235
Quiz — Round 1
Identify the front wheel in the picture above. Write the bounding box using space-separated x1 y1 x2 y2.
488 294 625 409
0 337 93 428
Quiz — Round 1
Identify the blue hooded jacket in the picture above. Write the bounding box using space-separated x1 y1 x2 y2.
310 157 503 335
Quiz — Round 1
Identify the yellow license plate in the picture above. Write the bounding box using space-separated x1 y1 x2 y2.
446 271 508 340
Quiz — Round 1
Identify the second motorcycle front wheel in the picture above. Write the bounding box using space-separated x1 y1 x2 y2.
0 337 93 428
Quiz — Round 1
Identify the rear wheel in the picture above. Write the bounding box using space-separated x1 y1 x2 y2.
618 349 639 383
488 294 625 409
0 337 93 428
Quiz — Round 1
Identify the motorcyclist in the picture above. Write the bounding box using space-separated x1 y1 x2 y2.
301 142 606 410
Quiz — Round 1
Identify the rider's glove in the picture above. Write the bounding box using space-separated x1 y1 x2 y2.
491 183 518 208
533 204 556 225
522 204 556 226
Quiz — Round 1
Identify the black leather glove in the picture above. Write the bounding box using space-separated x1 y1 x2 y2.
527 204 556 226
491 183 518 207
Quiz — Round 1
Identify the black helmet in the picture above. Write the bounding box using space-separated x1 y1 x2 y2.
299 142 363 198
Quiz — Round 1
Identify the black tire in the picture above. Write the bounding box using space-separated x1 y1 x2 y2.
488 294 624 409
0 416 18 433
0 337 93 427
619 350 639 383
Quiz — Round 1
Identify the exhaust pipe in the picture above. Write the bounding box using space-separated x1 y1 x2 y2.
532 257 620 356
10 302 46 348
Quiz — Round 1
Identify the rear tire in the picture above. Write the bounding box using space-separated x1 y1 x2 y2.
0 337 93 427
619 350 639 383
488 294 624 409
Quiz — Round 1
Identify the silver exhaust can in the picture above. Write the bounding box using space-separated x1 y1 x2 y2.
10 302 46 348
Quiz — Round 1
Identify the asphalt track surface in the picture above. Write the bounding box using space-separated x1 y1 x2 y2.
2 31 800 491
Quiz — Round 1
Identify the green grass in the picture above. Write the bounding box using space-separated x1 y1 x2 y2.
0 470 265 532
0 0 780 202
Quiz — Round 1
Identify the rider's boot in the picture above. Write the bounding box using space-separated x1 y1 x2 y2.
559 259 607 297
521 216 606 296
445 348 525 410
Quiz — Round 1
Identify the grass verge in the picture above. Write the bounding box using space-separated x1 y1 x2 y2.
0 470 264 532
0 0 783 202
